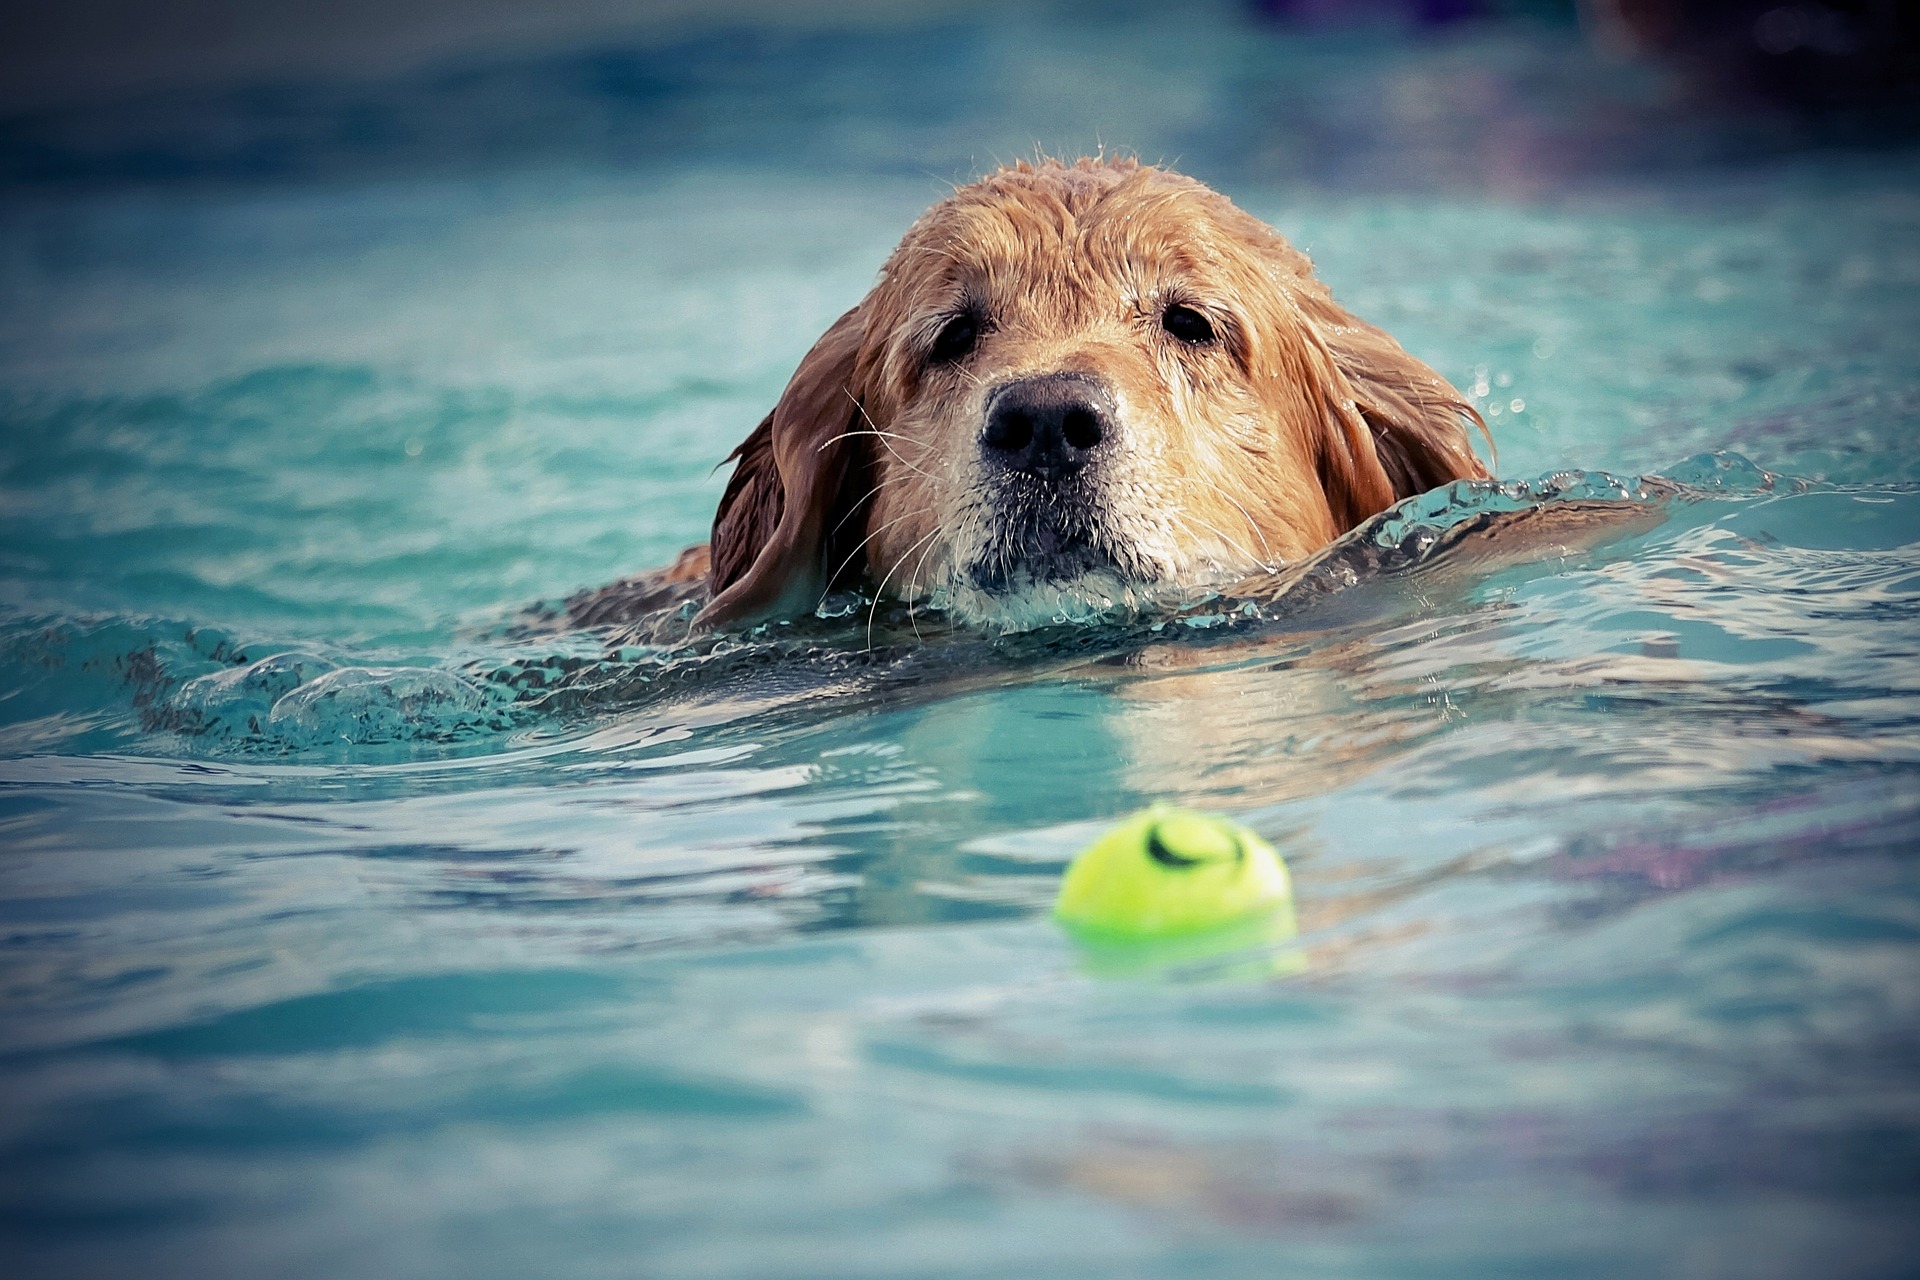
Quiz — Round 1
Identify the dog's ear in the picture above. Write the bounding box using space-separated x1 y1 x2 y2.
1285 282 1489 532
1223 203 1488 533
1294 328 1404 534
1289 309 1490 532
1318 314 1491 502
698 304 868 628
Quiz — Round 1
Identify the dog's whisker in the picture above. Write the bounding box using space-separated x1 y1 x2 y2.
1169 507 1264 578
824 427 938 484
1217 489 1277 568
850 399 942 484
1180 510 1260 569
824 396 942 484
867 526 944 653
826 475 894 544
824 506 924 603
815 425 930 458
902 525 947 642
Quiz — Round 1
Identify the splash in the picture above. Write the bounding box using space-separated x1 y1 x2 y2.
27 453 1805 754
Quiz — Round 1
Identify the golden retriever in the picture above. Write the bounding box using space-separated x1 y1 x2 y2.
575 156 1490 634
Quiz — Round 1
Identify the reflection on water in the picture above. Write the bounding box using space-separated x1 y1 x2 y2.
2 3 1919 1278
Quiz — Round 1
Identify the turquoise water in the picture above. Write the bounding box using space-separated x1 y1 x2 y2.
4 7 1920 1277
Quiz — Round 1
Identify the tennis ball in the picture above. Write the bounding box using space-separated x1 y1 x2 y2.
1053 803 1293 941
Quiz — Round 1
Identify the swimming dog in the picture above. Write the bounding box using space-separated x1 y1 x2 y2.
571 157 1491 635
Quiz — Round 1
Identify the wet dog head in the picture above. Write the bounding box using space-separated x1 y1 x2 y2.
700 158 1487 630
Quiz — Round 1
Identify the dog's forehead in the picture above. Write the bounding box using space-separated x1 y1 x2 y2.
892 165 1240 304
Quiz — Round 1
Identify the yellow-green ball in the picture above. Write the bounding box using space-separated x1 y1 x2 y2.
1053 803 1293 940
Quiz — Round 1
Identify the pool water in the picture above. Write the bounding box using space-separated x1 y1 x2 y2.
3 6 1920 1277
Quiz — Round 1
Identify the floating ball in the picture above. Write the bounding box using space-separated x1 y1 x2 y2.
1053 803 1293 941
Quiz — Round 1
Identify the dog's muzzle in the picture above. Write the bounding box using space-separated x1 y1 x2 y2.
966 373 1131 591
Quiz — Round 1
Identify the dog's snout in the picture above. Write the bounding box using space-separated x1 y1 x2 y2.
981 374 1114 481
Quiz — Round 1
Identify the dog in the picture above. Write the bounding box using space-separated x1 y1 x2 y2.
568 156 1491 636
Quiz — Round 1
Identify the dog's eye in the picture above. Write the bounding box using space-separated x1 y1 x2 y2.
930 311 982 364
1161 304 1216 345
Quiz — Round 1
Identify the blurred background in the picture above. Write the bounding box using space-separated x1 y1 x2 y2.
3 0 1916 193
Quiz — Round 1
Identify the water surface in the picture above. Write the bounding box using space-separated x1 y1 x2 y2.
3 6 1919 1277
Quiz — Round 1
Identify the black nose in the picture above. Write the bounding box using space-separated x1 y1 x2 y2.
980 374 1115 481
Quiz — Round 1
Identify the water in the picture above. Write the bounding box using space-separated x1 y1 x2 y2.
3 5 1920 1277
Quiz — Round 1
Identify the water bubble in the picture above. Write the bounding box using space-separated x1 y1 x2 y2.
268 666 495 744
1664 452 1778 494
170 651 340 738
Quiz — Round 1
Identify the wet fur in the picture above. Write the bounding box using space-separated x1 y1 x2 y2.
612 158 1490 633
